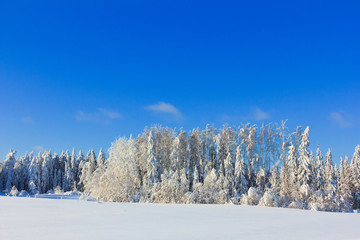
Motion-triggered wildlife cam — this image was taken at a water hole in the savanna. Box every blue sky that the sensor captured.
[1,0,359,162]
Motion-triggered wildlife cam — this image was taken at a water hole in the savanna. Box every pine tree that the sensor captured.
[12,158,22,190]
[256,168,266,192]
[315,146,324,192]
[247,126,257,185]
[52,152,60,189]
[70,148,79,189]
[4,149,17,192]
[339,157,352,211]
[350,145,360,209]
[268,166,280,195]
[234,146,248,196]
[287,144,299,200]
[97,148,106,168]
[188,129,200,190]
[63,151,72,192]
[76,151,86,191]
[297,127,314,207]
[324,149,336,197]
[145,132,159,190]
[224,152,234,196]
[28,154,40,194]
[41,151,52,193]
[170,136,181,175]
[19,153,30,191]
[279,165,292,199]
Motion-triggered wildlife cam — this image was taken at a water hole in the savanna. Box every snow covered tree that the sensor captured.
[324,149,337,199]
[41,151,52,193]
[224,152,234,196]
[52,153,62,190]
[314,146,324,192]
[297,127,313,205]
[70,148,79,188]
[151,170,189,203]
[62,151,73,191]
[28,154,41,194]
[144,132,160,192]
[279,165,292,200]
[338,157,353,211]
[256,167,266,192]
[234,145,248,196]
[188,129,200,190]
[350,145,360,209]
[268,166,280,195]
[247,126,257,185]
[3,122,359,212]
[287,144,299,200]
[86,137,141,202]
[97,148,106,168]
[4,149,17,192]
[170,135,181,175]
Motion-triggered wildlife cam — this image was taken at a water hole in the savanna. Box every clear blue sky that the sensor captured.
[1,0,359,163]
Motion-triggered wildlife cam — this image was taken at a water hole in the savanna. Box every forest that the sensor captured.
[1,123,359,212]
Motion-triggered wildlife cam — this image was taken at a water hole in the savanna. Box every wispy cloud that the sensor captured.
[75,108,122,124]
[98,108,122,119]
[75,111,96,122]
[34,145,47,152]
[252,107,271,121]
[21,117,35,124]
[145,102,183,119]
[330,112,352,128]
[221,107,271,123]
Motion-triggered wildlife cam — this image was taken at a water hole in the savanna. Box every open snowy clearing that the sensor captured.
[0,196,359,240]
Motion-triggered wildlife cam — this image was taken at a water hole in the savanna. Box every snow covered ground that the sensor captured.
[0,196,359,240]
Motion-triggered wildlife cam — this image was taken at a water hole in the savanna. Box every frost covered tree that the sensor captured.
[28,154,41,194]
[144,132,160,195]
[4,150,17,192]
[41,151,52,193]
[324,149,337,199]
[85,137,140,202]
[234,146,248,196]
[63,151,73,191]
[315,146,324,192]
[224,152,234,196]
[97,148,106,168]
[188,129,200,189]
[297,127,313,205]
[350,145,360,209]
[338,157,353,211]
[2,122,360,212]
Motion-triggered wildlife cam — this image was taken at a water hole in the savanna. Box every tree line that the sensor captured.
[0,148,106,195]
[1,123,359,212]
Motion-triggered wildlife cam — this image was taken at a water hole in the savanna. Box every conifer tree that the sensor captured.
[4,149,16,192]
[234,145,248,196]
[97,148,106,168]
[339,157,353,211]
[145,132,159,190]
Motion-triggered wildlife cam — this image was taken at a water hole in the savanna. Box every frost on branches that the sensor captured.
[1,123,360,213]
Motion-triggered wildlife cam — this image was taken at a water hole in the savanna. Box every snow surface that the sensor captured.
[0,196,359,240]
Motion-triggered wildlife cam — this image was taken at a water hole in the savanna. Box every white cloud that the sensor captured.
[330,112,352,128]
[98,108,122,119]
[75,108,122,124]
[252,107,271,121]
[145,102,182,119]
[34,145,47,152]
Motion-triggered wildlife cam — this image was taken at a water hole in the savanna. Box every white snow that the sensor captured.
[0,196,359,240]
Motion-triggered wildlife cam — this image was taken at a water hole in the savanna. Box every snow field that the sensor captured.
[0,196,359,240]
